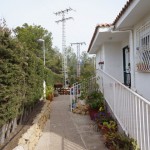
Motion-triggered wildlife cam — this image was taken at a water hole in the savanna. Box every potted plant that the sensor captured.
[46,85,54,101]
[96,113,113,127]
[99,61,104,65]
[104,132,137,150]
[88,100,101,120]
[86,91,104,120]
[101,120,117,135]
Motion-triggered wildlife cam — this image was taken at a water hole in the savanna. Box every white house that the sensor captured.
[88,0,150,101]
[88,0,150,149]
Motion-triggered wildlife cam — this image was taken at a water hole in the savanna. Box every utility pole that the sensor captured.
[71,42,86,78]
[54,8,73,88]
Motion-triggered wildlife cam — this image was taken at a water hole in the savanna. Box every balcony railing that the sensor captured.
[97,69,150,150]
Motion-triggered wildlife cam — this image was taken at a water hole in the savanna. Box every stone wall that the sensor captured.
[13,101,50,150]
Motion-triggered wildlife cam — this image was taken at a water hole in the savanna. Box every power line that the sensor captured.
[70,42,86,78]
[54,8,74,88]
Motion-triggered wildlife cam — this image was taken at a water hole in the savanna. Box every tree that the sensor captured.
[66,46,77,84]
[14,23,62,75]
[65,47,95,85]
[0,20,26,126]
[46,46,62,74]
[0,21,62,128]
[80,51,95,80]
[14,23,52,53]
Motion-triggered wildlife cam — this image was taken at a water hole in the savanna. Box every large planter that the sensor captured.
[98,123,103,130]
[46,93,53,101]
[89,108,99,120]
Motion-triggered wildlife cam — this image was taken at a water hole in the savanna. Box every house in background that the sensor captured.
[88,0,150,101]
[88,23,129,86]
[88,0,150,149]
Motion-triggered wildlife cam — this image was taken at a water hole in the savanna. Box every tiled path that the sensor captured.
[35,95,107,150]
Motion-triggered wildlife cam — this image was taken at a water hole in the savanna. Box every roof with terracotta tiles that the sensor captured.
[87,23,112,52]
[88,0,134,52]
[113,0,134,25]
[96,23,112,27]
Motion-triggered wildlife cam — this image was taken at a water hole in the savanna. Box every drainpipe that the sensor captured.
[110,29,135,90]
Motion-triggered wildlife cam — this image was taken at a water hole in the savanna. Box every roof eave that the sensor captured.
[87,24,112,53]
[113,0,134,26]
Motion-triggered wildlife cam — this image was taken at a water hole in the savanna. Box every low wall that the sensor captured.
[13,100,50,150]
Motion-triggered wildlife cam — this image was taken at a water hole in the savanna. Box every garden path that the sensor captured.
[35,95,107,150]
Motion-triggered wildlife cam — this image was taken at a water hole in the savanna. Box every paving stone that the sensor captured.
[35,95,107,150]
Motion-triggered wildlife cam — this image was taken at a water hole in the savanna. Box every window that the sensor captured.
[136,21,150,72]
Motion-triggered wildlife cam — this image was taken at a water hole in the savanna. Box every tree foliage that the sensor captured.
[80,52,95,79]
[0,19,94,127]
[0,21,25,125]
[67,46,77,84]
[66,46,95,85]
[14,23,62,74]
[0,21,62,127]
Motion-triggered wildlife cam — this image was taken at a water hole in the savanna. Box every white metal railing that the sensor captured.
[97,69,150,150]
[70,76,97,112]
[70,82,81,112]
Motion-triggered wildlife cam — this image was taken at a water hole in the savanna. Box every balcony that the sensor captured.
[70,69,150,150]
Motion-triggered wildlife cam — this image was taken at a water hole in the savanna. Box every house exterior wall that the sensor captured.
[96,49,100,69]
[88,1,150,149]
[121,41,129,49]
[133,13,150,101]
[96,45,105,70]
[103,42,123,82]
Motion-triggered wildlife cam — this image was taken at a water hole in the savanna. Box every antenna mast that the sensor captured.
[70,42,86,78]
[55,8,73,88]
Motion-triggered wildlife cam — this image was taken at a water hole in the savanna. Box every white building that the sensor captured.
[88,0,150,149]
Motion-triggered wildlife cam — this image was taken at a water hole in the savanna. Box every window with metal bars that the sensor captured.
[136,21,150,72]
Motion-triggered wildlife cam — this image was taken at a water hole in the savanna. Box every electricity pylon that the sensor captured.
[55,8,73,88]
[70,42,86,78]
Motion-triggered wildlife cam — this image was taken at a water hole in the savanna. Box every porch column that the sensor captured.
[129,30,135,89]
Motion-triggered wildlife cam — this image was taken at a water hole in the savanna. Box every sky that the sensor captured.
[0,0,127,53]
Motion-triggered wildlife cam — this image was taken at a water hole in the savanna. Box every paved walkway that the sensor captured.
[35,95,107,150]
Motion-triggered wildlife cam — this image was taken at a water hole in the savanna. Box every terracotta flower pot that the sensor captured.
[89,109,98,120]
[46,93,53,101]
[98,123,103,130]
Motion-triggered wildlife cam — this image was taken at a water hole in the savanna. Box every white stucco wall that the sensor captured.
[121,41,129,49]
[104,42,123,82]
[95,45,105,70]
[96,50,100,69]
[135,73,150,100]
[133,13,150,101]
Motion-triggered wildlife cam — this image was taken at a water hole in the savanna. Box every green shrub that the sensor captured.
[86,91,104,110]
